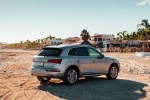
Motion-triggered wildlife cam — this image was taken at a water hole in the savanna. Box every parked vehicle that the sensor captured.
[30,44,120,85]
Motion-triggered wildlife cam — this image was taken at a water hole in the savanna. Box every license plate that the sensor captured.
[38,62,44,67]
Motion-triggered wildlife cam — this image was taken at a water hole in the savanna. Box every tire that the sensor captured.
[37,76,51,83]
[63,67,79,85]
[106,64,118,79]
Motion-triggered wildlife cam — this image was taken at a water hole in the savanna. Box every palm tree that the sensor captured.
[117,31,127,47]
[147,28,150,40]
[115,37,122,42]
[80,29,92,46]
[55,38,61,40]
[137,19,150,48]
[112,34,115,41]
[137,28,146,40]
[80,29,90,41]
[49,35,55,40]
[130,32,138,46]
[126,33,131,46]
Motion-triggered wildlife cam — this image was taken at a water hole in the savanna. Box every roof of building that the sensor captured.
[94,34,113,36]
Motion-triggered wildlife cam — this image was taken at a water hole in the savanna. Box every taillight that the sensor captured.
[47,59,62,64]
[32,58,35,62]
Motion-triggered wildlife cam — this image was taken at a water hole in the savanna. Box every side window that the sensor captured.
[74,47,89,56]
[68,48,75,56]
[87,47,103,57]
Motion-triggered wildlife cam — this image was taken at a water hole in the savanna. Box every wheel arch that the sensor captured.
[64,65,80,76]
[109,63,120,72]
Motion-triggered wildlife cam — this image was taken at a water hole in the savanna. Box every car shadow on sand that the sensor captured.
[38,77,148,100]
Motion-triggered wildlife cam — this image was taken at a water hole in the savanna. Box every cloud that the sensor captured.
[136,0,150,5]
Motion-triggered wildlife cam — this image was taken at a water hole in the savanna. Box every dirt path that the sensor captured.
[0,50,149,100]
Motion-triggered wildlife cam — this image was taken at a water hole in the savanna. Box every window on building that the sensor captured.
[98,38,102,41]
[107,44,110,48]
[94,38,97,41]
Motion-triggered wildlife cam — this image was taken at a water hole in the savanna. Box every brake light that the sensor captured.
[32,58,35,62]
[47,59,62,64]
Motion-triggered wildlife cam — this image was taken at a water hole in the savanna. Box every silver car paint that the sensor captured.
[30,44,120,78]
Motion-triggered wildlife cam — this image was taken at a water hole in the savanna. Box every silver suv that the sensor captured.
[30,44,120,85]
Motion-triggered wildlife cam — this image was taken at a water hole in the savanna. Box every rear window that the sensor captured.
[38,48,62,56]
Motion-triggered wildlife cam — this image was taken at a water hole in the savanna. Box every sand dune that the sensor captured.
[0,49,150,100]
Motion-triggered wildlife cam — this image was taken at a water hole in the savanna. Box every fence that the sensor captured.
[106,47,150,52]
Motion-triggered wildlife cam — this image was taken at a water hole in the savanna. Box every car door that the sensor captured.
[73,47,92,75]
[86,47,108,74]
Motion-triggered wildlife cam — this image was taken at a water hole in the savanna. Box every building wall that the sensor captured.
[123,40,141,46]
[49,39,66,45]
[91,34,113,45]
[64,37,80,44]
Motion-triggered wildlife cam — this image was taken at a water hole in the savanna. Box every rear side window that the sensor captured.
[68,47,89,56]
[68,48,75,56]
[38,48,62,56]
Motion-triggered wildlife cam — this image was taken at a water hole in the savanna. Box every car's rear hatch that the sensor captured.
[32,48,63,69]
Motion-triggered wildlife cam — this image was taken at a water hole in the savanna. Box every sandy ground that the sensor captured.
[0,49,150,100]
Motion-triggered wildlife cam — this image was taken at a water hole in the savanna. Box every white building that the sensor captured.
[90,34,114,52]
[123,40,141,46]
[90,34,113,44]
[90,34,143,52]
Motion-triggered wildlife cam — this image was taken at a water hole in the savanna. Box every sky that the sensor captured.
[0,0,150,43]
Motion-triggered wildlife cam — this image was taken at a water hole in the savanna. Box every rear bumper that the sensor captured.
[30,67,64,78]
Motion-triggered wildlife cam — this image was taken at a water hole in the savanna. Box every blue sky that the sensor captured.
[0,0,150,43]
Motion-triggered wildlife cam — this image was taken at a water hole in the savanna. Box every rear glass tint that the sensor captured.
[38,48,62,56]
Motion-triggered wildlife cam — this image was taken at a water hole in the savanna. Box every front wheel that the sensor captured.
[106,65,118,79]
[63,68,79,85]
[37,76,51,82]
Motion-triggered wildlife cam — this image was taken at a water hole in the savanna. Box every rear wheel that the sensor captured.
[37,76,51,82]
[63,67,79,85]
[106,64,118,79]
